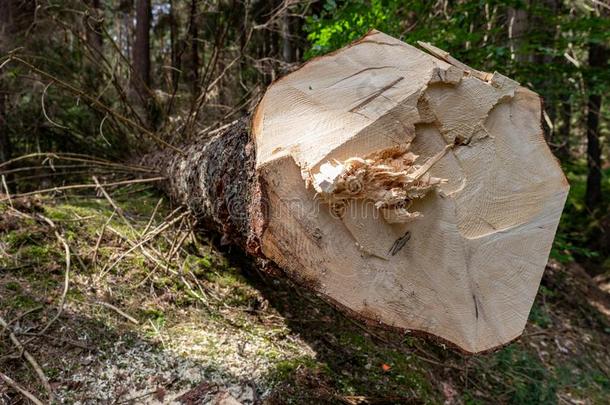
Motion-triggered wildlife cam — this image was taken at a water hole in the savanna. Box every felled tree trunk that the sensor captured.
[142,119,266,254]
[145,31,568,353]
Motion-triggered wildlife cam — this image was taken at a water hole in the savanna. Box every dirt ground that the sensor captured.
[1,191,609,404]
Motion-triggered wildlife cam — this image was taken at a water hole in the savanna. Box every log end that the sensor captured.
[250,31,568,353]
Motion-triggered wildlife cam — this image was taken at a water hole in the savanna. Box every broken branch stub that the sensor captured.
[252,30,568,353]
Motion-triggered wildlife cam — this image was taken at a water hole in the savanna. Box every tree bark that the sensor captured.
[533,0,561,142]
[187,0,199,93]
[0,0,35,188]
[142,118,266,254]
[169,0,180,91]
[0,2,12,170]
[555,93,571,160]
[144,31,569,354]
[86,0,103,56]
[281,7,296,65]
[0,86,10,167]
[507,6,529,63]
[585,42,606,212]
[133,0,151,94]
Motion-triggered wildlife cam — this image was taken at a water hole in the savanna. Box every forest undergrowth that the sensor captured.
[0,2,609,403]
[1,179,608,404]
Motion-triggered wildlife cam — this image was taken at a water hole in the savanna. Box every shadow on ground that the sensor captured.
[222,239,610,405]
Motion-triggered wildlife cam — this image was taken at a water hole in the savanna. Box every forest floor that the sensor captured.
[0,188,609,404]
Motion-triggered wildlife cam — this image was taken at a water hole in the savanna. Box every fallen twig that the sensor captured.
[100,211,187,278]
[92,209,116,269]
[7,306,44,327]
[0,316,54,401]
[0,371,45,405]
[0,152,154,173]
[19,332,93,351]
[1,174,13,207]
[105,225,173,274]
[142,197,164,236]
[0,176,165,202]
[96,301,139,325]
[36,214,71,336]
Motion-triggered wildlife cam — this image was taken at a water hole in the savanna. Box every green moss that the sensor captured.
[5,281,21,291]
[9,292,39,310]
[529,303,553,329]
[269,356,321,382]
[20,244,54,262]
[44,201,105,223]
[186,255,213,276]
[5,229,37,248]
[143,308,165,324]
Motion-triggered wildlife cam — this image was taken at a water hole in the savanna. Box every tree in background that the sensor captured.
[132,0,152,126]
[0,0,35,183]
[584,3,608,213]
[586,40,606,212]
[134,0,151,90]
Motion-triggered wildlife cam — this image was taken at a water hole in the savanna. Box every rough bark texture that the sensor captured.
[0,85,10,166]
[143,118,266,255]
[554,88,572,160]
[86,0,103,56]
[507,7,529,63]
[169,0,180,90]
[133,0,151,91]
[187,0,199,93]
[281,8,296,64]
[0,0,35,184]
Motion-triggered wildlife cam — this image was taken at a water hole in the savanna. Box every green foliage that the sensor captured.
[529,302,552,328]
[552,161,609,266]
[303,0,610,119]
[304,0,403,59]
[466,345,558,404]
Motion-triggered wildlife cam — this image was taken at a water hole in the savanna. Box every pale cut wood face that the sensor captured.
[252,30,569,353]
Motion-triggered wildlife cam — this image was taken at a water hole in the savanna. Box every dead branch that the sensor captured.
[92,210,116,269]
[0,152,154,172]
[0,176,165,202]
[96,301,139,325]
[0,371,45,405]
[0,316,53,401]
[142,197,164,235]
[35,214,71,336]
[100,211,188,278]
[2,56,183,154]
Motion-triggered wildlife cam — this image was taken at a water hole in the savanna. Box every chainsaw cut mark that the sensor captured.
[389,231,411,256]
